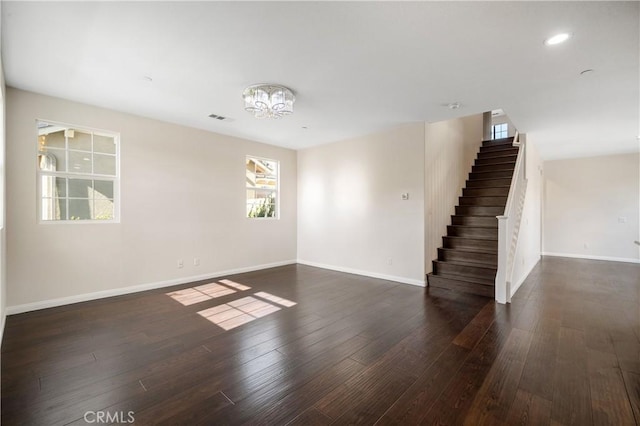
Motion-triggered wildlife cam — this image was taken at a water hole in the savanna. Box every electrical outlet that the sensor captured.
[387,258,393,265]
[194,258,200,266]
[177,259,184,269]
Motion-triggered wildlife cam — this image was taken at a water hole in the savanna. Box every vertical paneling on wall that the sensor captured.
[424,115,483,273]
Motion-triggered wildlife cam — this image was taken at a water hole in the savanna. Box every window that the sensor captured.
[37,121,119,222]
[491,123,508,140]
[246,156,278,218]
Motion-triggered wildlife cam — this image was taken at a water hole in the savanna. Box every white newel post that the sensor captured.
[495,215,508,304]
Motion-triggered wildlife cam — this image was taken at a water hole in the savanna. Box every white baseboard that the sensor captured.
[297,259,426,287]
[0,311,5,346]
[6,260,297,315]
[542,252,640,264]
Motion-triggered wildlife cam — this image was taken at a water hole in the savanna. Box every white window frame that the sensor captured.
[492,123,508,140]
[246,155,279,220]
[36,119,121,224]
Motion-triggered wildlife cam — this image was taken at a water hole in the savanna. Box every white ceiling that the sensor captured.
[2,1,638,159]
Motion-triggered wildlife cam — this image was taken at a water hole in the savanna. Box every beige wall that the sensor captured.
[6,88,297,310]
[0,49,5,338]
[424,114,483,272]
[543,153,640,262]
[297,123,425,285]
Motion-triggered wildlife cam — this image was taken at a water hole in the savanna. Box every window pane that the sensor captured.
[69,151,92,173]
[246,156,278,219]
[92,199,114,220]
[36,121,119,223]
[68,179,93,198]
[57,198,67,220]
[247,201,276,218]
[40,130,66,149]
[39,149,66,172]
[55,177,67,197]
[247,189,277,218]
[41,198,66,221]
[68,130,92,152]
[69,199,92,220]
[93,153,116,176]
[94,134,116,154]
[93,180,114,199]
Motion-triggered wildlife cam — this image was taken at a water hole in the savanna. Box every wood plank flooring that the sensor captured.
[2,256,639,425]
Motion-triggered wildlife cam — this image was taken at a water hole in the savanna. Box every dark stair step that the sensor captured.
[482,137,514,147]
[427,273,494,298]
[447,225,498,239]
[451,215,498,227]
[477,148,519,160]
[463,186,510,197]
[475,154,518,165]
[443,236,498,253]
[472,163,515,173]
[438,247,497,266]
[480,144,517,153]
[469,170,515,180]
[459,196,508,206]
[455,205,504,216]
[432,260,497,281]
[466,178,513,188]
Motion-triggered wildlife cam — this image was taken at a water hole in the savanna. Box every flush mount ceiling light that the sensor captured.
[544,33,571,46]
[242,84,295,119]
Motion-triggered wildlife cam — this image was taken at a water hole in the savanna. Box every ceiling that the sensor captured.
[2,1,638,159]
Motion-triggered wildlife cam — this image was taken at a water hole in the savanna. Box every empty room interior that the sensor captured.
[0,1,639,425]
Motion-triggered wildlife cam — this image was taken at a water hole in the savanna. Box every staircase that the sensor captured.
[427,137,519,298]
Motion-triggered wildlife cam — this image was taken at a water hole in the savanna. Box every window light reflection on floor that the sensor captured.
[166,281,252,306]
[198,296,282,330]
[219,279,252,291]
[254,291,297,307]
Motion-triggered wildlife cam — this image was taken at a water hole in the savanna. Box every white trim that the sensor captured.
[542,252,640,264]
[0,312,5,346]
[297,259,426,287]
[510,256,540,297]
[6,260,297,315]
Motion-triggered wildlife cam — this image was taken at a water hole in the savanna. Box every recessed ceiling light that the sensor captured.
[447,102,461,110]
[580,69,594,76]
[544,33,571,46]
[143,76,153,83]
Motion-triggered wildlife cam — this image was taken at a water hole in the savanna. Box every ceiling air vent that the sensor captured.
[208,114,233,122]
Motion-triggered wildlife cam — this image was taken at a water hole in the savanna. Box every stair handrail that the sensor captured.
[495,132,527,304]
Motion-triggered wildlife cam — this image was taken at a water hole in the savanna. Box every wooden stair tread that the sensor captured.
[433,259,497,271]
[474,161,516,166]
[482,136,514,144]
[448,224,497,229]
[428,272,495,287]
[444,236,498,243]
[463,185,511,189]
[437,248,497,266]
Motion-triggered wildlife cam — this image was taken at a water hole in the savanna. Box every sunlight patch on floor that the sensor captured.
[254,291,297,307]
[197,296,282,330]
[166,281,250,306]
[219,279,252,291]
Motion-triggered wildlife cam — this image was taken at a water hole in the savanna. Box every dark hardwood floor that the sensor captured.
[2,257,639,425]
